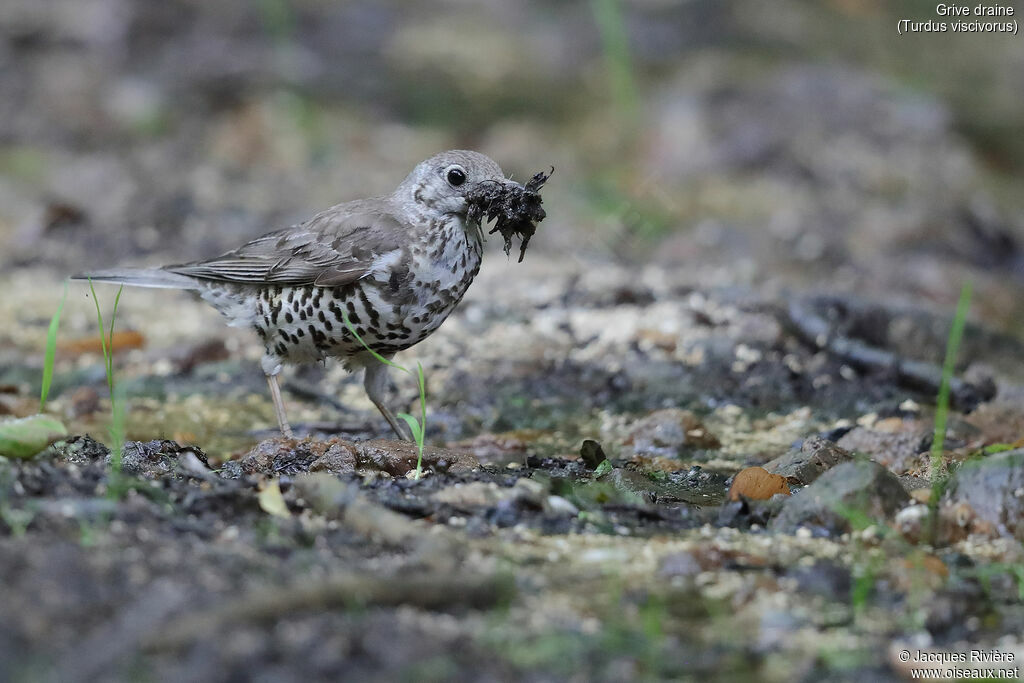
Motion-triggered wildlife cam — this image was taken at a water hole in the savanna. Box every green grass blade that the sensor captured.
[928,282,972,542]
[416,362,427,433]
[109,285,123,361]
[107,285,123,397]
[930,283,972,471]
[40,281,69,412]
[398,411,425,479]
[415,362,427,477]
[106,382,127,481]
[591,0,639,122]
[397,413,423,443]
[851,569,874,616]
[340,311,409,373]
[88,279,109,367]
[87,279,120,397]
[87,280,127,471]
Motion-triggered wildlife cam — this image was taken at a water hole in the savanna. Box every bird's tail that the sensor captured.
[70,268,200,290]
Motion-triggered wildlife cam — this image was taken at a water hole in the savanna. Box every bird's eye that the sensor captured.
[446,167,467,186]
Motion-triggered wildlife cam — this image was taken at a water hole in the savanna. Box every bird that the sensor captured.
[73,150,531,439]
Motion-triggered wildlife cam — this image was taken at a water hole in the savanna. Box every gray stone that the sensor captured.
[770,460,910,535]
[764,436,853,486]
[625,408,720,458]
[944,449,1024,540]
[837,426,927,475]
[114,439,208,479]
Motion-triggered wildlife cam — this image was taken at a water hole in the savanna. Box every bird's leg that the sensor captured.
[363,360,413,440]
[266,373,294,438]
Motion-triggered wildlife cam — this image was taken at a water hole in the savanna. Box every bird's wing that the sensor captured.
[165,204,406,287]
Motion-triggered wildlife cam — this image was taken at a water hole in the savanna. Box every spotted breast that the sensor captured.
[206,212,483,370]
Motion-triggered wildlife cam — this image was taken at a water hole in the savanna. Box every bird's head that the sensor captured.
[396,149,550,260]
[397,149,510,219]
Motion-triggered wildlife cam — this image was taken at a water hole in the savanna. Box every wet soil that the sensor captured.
[3,253,1024,682]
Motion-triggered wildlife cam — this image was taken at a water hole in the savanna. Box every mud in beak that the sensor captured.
[465,168,551,262]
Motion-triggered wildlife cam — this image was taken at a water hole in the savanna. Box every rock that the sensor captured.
[579,439,607,469]
[0,415,67,460]
[355,439,479,476]
[544,495,580,517]
[727,466,790,501]
[625,408,721,458]
[893,504,932,545]
[178,450,213,477]
[782,561,852,602]
[837,426,928,475]
[309,442,357,475]
[432,481,516,508]
[763,436,853,485]
[290,472,359,518]
[716,497,787,530]
[770,460,910,536]
[236,438,463,477]
[658,551,704,578]
[965,399,1024,447]
[67,387,101,419]
[512,477,547,505]
[429,476,577,517]
[58,435,111,465]
[237,438,318,476]
[116,440,209,479]
[893,502,985,546]
[450,431,537,466]
[942,449,1024,540]
[291,473,423,547]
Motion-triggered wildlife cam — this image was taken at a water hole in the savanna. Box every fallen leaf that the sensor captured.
[257,479,291,518]
[59,330,147,355]
[727,466,791,501]
[0,414,68,459]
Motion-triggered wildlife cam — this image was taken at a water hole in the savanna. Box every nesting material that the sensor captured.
[467,168,552,262]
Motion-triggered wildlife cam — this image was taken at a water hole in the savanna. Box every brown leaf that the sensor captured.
[728,466,791,501]
[59,330,147,355]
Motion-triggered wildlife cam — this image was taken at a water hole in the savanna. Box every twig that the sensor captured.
[144,572,514,652]
[786,299,991,411]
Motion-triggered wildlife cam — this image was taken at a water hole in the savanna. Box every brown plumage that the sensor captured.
[74,150,545,439]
